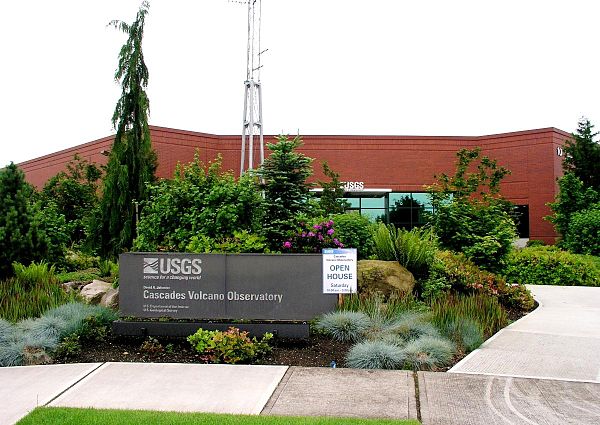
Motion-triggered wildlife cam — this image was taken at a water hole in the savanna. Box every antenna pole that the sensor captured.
[241,0,264,175]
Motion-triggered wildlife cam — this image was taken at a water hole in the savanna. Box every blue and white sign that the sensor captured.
[322,248,357,294]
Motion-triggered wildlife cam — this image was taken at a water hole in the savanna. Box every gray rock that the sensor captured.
[80,280,112,305]
[357,260,415,296]
[62,281,84,292]
[100,288,119,309]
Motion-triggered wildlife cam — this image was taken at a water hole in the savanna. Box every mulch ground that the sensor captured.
[55,308,530,368]
[56,334,354,368]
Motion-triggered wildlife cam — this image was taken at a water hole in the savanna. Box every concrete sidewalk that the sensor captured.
[3,363,600,425]
[4,286,600,424]
[450,285,600,382]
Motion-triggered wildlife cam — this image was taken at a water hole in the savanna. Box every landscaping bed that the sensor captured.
[55,334,353,368]
[52,306,529,369]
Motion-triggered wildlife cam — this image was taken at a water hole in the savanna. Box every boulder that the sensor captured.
[100,287,119,309]
[62,281,86,293]
[357,260,415,296]
[80,280,112,304]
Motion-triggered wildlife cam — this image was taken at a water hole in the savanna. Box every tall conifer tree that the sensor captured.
[563,118,600,191]
[0,163,37,278]
[98,1,157,257]
[258,135,313,249]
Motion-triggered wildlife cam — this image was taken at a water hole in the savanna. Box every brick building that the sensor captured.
[19,126,570,243]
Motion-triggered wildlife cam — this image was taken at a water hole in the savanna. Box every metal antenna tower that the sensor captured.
[240,0,265,175]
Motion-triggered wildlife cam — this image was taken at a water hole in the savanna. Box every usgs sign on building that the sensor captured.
[119,253,338,321]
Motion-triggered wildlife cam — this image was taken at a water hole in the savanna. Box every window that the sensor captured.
[337,192,433,230]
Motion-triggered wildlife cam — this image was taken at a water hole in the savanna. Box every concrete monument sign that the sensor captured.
[119,253,337,321]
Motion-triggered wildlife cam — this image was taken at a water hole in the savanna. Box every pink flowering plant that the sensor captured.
[282,219,344,253]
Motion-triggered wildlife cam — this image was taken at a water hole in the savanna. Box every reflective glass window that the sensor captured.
[344,198,360,208]
[389,193,412,208]
[411,193,431,209]
[361,196,386,208]
[361,209,386,222]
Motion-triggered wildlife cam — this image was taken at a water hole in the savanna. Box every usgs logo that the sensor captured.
[143,258,202,275]
[342,181,364,191]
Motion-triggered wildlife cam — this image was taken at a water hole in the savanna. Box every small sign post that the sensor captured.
[322,249,358,300]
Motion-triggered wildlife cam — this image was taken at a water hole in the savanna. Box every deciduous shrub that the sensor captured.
[431,201,516,272]
[56,270,101,284]
[187,327,273,364]
[427,148,517,272]
[41,155,101,246]
[63,250,100,272]
[186,231,269,253]
[503,247,600,287]
[525,239,546,248]
[331,213,374,259]
[547,172,599,243]
[563,206,600,256]
[134,154,264,252]
[430,251,534,310]
[282,219,344,253]
[31,201,69,267]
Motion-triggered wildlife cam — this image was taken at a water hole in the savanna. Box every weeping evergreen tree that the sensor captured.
[97,1,157,257]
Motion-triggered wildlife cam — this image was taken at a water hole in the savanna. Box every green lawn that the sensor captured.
[18,407,420,425]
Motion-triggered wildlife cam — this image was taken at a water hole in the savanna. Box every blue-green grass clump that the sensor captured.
[443,318,484,352]
[384,313,440,343]
[0,339,26,367]
[26,316,69,342]
[346,340,406,370]
[0,319,15,345]
[402,336,455,370]
[315,311,371,342]
[0,303,117,367]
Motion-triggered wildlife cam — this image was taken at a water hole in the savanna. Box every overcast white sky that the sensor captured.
[1,0,599,164]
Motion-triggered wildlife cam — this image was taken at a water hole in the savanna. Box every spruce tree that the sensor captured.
[563,118,600,191]
[98,1,157,257]
[258,135,313,249]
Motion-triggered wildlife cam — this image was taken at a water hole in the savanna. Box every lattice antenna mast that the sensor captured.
[240,0,265,175]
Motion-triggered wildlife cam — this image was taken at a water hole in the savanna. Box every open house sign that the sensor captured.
[322,248,358,294]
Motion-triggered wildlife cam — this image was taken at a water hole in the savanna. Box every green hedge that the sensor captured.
[503,247,600,287]
[427,251,534,310]
[564,206,600,256]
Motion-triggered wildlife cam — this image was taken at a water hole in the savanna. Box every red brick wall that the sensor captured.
[19,126,571,243]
